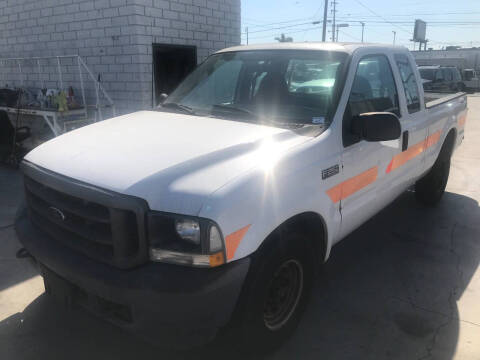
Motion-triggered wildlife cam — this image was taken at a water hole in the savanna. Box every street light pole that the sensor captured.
[245,27,249,45]
[322,0,328,42]
[360,21,365,42]
[336,23,349,43]
[392,30,396,46]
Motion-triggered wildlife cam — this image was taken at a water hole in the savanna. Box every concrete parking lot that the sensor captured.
[1,96,479,360]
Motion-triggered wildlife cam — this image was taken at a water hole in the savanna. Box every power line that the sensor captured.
[338,29,362,42]
[338,11,480,18]
[243,17,318,29]
[241,17,480,38]
[351,0,412,35]
[246,21,322,34]
[241,6,480,46]
[246,26,323,41]
[335,19,480,24]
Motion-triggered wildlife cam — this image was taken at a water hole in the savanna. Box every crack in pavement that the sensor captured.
[390,296,480,328]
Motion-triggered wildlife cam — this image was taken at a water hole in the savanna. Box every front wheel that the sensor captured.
[230,233,315,355]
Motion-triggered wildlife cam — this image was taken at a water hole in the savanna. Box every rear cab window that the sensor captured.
[394,54,421,113]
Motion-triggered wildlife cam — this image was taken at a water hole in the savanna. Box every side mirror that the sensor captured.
[352,112,401,142]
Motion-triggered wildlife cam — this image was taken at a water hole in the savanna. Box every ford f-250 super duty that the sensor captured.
[15,43,468,352]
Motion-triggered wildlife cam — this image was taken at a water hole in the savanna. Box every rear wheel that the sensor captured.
[231,233,315,355]
[415,143,451,206]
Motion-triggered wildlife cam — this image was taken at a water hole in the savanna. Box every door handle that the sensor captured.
[402,131,409,151]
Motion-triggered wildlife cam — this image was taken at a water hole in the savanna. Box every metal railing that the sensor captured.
[0,55,116,121]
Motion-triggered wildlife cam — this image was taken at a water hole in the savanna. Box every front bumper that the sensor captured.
[15,211,250,348]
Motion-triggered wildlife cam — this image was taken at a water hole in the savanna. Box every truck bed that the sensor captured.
[424,92,466,108]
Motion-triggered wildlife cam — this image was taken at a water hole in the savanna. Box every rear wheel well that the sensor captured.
[259,212,327,273]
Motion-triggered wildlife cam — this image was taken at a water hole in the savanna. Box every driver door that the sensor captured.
[336,54,401,239]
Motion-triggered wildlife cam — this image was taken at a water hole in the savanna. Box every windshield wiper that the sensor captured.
[211,104,258,119]
[160,102,195,115]
[265,122,307,129]
[210,105,313,129]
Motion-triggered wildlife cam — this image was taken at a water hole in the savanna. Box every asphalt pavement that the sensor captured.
[0,97,479,360]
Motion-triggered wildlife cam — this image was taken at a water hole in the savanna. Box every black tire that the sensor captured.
[415,146,451,206]
[231,233,315,355]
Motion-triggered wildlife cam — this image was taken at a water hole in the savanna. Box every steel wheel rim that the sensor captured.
[263,259,304,331]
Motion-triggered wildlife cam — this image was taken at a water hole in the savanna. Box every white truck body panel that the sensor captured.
[25,111,311,216]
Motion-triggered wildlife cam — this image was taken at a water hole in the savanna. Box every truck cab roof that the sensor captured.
[419,65,442,69]
[215,42,410,55]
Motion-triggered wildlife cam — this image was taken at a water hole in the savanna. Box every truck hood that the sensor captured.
[25,111,312,215]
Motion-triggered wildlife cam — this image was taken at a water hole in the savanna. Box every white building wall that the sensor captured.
[0,0,241,114]
[412,49,480,72]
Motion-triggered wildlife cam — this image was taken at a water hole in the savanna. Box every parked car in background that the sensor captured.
[419,65,465,92]
[462,69,480,92]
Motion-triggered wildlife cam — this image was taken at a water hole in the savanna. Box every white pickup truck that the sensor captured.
[16,43,468,352]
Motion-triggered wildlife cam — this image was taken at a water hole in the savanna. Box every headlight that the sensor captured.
[148,212,225,267]
[175,219,200,245]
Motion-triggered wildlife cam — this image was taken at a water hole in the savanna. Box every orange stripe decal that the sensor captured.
[386,141,424,173]
[458,114,467,127]
[425,130,441,148]
[386,130,441,174]
[225,225,251,261]
[326,166,378,203]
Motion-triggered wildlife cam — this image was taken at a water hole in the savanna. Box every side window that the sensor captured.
[349,55,399,116]
[394,54,421,113]
[343,55,400,146]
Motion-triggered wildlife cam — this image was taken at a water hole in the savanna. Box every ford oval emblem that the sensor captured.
[48,206,66,221]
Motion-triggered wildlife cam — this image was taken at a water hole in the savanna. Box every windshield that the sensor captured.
[419,68,435,81]
[162,50,348,127]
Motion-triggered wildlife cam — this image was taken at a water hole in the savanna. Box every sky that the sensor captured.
[241,0,480,50]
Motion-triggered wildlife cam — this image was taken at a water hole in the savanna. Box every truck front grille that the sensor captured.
[23,170,148,268]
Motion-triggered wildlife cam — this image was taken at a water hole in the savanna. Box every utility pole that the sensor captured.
[331,1,337,42]
[392,30,396,46]
[322,0,328,42]
[360,22,365,42]
[245,27,249,45]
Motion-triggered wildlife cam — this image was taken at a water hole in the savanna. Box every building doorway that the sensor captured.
[152,44,197,106]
